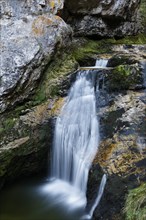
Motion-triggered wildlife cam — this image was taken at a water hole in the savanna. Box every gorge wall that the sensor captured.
[63,0,141,37]
[0,1,146,219]
[0,0,143,112]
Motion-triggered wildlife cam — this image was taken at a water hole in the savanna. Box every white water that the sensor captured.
[44,59,108,218]
[95,59,108,68]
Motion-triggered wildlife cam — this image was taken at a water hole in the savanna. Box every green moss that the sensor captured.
[124,183,146,220]
[0,127,4,134]
[140,0,146,31]
[108,64,142,91]
[114,34,146,44]
[31,54,78,105]
[72,39,112,62]
[0,117,17,138]
[32,86,46,106]
[71,34,146,66]
[115,65,131,76]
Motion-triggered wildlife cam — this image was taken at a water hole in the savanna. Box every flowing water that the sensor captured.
[0,59,107,220]
[46,59,108,219]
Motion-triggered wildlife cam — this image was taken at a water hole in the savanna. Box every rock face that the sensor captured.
[88,46,146,219]
[0,0,71,113]
[63,0,141,37]
[0,52,77,188]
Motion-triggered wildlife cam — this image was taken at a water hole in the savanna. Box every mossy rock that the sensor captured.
[31,53,78,106]
[124,183,146,220]
[107,54,139,67]
[140,0,146,33]
[71,38,113,66]
[113,34,146,45]
[107,64,143,91]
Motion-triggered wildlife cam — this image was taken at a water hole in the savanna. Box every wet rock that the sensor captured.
[91,87,146,219]
[107,64,144,91]
[107,54,139,67]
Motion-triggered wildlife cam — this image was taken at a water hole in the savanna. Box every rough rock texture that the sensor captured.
[87,46,146,220]
[0,52,78,188]
[63,0,141,37]
[0,0,71,113]
[93,89,146,219]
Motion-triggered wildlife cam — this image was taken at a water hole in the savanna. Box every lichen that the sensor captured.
[49,97,65,116]
[32,16,53,36]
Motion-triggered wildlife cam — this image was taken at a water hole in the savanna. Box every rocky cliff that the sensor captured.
[0,0,71,113]
[0,1,146,219]
[63,0,141,37]
[0,0,142,113]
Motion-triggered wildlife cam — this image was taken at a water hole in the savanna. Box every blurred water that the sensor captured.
[0,176,82,220]
[0,60,108,220]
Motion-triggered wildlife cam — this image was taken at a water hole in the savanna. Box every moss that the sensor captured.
[32,86,46,106]
[108,64,142,91]
[0,118,16,135]
[108,54,138,67]
[113,34,146,44]
[72,39,112,63]
[71,34,146,66]
[31,53,77,105]
[124,183,146,220]
[140,0,146,32]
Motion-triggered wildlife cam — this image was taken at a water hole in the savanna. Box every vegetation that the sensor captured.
[0,117,16,136]
[124,183,146,220]
[72,39,112,62]
[32,54,77,105]
[113,34,146,44]
[108,64,142,91]
[140,0,146,32]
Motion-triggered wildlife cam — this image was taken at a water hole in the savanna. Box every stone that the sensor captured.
[0,52,77,188]
[0,0,71,113]
[64,0,142,37]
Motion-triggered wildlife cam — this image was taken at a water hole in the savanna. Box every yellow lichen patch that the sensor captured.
[94,140,116,165]
[49,0,55,9]
[49,97,65,116]
[98,139,145,176]
[32,16,53,36]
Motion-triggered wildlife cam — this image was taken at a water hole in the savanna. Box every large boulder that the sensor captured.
[0,0,71,113]
[0,53,78,188]
[63,0,141,37]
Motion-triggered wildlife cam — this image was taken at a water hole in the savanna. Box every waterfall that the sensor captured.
[52,71,99,192]
[95,59,108,68]
[44,59,107,218]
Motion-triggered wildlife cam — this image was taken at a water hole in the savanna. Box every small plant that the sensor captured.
[124,183,146,220]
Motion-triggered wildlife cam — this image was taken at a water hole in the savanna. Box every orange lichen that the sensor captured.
[94,141,116,165]
[32,16,53,36]
[54,15,62,20]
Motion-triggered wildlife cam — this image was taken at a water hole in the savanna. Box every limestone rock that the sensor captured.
[0,0,71,113]
[64,0,141,37]
[0,53,77,188]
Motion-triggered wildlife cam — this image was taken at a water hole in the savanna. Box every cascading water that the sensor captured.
[43,59,108,219]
